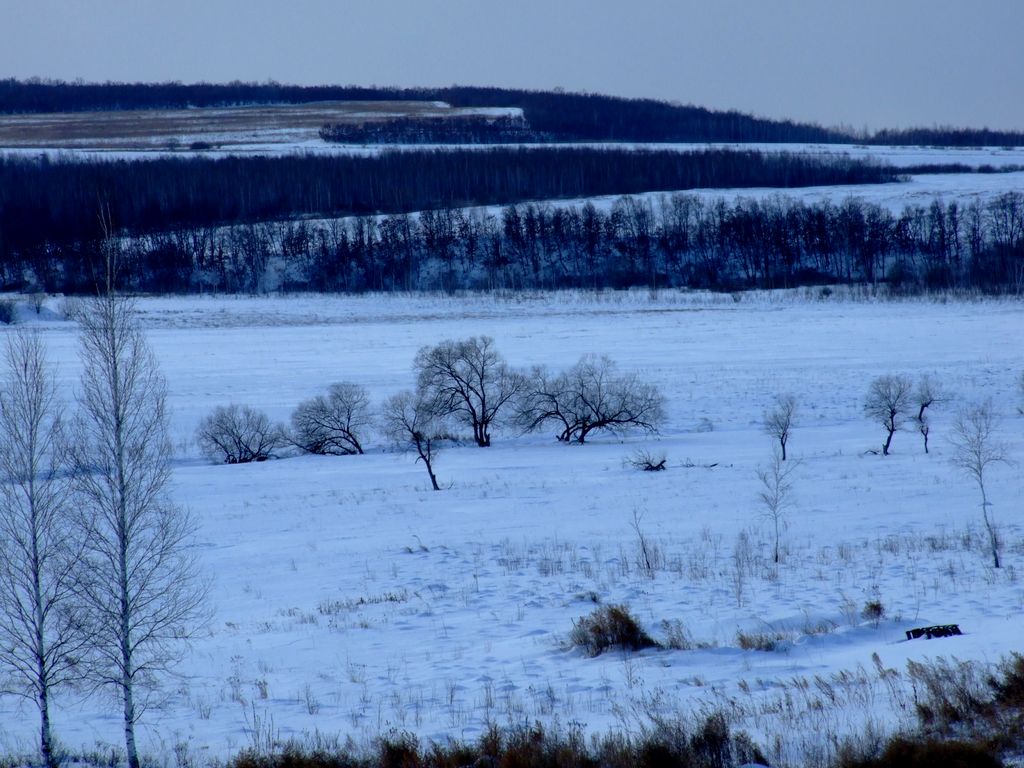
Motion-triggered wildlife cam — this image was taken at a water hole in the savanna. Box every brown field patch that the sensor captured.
[0,100,510,151]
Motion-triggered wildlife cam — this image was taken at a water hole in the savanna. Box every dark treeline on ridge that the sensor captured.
[3,79,1023,145]
[5,191,1021,297]
[0,79,847,143]
[869,127,1024,148]
[318,114,548,144]
[0,147,896,247]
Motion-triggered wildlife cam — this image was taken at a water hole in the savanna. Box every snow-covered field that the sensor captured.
[462,169,1024,216]
[0,290,1021,765]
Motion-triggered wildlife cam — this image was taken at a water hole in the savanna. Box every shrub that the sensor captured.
[861,600,886,626]
[378,732,420,768]
[196,404,286,464]
[660,619,694,650]
[569,604,658,657]
[226,714,766,768]
[840,737,1002,768]
[906,657,991,733]
[990,652,1024,710]
[736,629,790,652]
[0,299,16,325]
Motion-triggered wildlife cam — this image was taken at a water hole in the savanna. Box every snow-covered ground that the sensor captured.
[0,290,1021,765]
[465,169,1024,216]
[3,136,1021,168]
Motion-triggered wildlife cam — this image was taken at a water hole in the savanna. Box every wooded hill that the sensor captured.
[4,79,1020,146]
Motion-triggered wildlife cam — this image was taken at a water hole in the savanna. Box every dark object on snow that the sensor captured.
[906,624,962,640]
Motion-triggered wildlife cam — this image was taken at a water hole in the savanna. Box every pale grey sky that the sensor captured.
[2,0,1022,130]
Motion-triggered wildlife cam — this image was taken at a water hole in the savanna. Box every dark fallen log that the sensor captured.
[906,624,962,640]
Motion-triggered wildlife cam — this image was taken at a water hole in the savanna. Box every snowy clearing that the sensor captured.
[0,290,1021,766]
[454,169,1024,216]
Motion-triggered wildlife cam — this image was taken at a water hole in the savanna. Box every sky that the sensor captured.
[2,0,1023,131]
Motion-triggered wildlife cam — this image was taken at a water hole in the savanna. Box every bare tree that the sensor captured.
[69,294,207,768]
[864,374,914,455]
[763,393,797,460]
[914,375,944,454]
[381,389,445,491]
[196,404,285,463]
[0,330,86,768]
[757,451,798,564]
[290,382,371,455]
[518,355,665,444]
[951,401,1008,568]
[414,336,524,447]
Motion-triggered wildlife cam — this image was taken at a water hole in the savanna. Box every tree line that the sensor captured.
[0,79,845,143]
[196,335,665,493]
[318,114,547,144]
[4,79,1022,146]
[0,148,897,284]
[867,127,1024,148]
[7,191,1023,295]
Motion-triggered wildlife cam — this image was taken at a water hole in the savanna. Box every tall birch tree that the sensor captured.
[0,330,84,768]
[70,295,206,768]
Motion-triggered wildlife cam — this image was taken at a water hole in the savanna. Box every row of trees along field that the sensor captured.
[4,191,1023,296]
[4,79,1024,145]
[0,148,895,248]
[317,114,548,144]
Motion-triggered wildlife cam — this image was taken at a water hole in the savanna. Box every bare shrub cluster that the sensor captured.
[735,628,791,652]
[568,604,658,657]
[833,654,1024,766]
[838,738,1002,768]
[229,713,766,768]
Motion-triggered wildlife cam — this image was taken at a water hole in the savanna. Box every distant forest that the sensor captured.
[0,147,896,248]
[1,79,1021,297]
[4,189,1022,296]
[318,114,548,144]
[4,78,1023,146]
